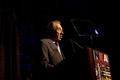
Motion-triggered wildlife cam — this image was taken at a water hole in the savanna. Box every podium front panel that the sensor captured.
[87,48,112,80]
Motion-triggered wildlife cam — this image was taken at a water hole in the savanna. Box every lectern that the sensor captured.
[87,48,112,80]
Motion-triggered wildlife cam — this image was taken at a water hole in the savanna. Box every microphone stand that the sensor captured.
[69,39,84,53]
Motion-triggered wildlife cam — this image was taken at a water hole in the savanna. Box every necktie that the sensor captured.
[55,42,62,55]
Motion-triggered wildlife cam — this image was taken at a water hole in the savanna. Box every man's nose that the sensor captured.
[61,31,64,34]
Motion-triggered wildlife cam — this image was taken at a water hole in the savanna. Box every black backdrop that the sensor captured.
[0,0,120,80]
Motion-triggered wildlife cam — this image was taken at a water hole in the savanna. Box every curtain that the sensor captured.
[0,7,20,80]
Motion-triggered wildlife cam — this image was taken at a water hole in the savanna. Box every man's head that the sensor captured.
[46,20,64,42]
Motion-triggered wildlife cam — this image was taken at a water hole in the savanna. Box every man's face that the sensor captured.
[55,24,64,41]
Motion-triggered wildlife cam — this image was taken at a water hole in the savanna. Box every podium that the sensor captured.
[87,48,112,80]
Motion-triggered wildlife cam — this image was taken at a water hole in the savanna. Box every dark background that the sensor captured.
[0,0,120,80]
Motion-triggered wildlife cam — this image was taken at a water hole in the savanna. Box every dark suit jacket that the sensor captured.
[40,38,65,69]
[32,38,65,80]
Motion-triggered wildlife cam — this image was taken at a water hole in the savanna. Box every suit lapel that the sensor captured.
[48,39,63,60]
